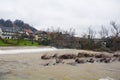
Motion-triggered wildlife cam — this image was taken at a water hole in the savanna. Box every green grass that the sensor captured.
[7,39,18,44]
[0,39,11,46]
[18,40,39,46]
[0,39,39,46]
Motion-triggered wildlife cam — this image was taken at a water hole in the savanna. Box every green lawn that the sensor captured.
[0,39,39,46]
[18,40,39,46]
[0,39,11,46]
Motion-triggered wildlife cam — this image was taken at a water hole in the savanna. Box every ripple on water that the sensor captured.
[99,77,115,80]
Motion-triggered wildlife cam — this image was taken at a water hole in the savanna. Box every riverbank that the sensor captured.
[0,48,120,80]
[0,46,57,54]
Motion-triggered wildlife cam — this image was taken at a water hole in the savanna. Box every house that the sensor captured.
[0,26,18,39]
[35,31,48,41]
[23,29,35,40]
[24,29,34,36]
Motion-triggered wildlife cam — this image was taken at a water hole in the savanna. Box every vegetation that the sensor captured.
[0,38,39,46]
[43,28,80,48]
[17,40,39,46]
[0,39,11,46]
[0,18,120,51]
[41,21,120,51]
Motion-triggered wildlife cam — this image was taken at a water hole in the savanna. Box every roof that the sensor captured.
[35,31,47,35]
[0,26,17,33]
[24,29,33,34]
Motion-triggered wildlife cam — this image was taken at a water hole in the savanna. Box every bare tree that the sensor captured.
[88,27,96,39]
[109,21,120,50]
[81,33,88,38]
[99,26,109,38]
[110,21,120,37]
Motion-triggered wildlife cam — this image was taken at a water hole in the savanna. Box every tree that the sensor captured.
[110,21,120,50]
[99,26,109,39]
[110,21,120,37]
[88,27,96,39]
[46,27,77,48]
[81,27,96,50]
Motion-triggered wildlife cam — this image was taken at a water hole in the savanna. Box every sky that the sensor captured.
[0,0,120,36]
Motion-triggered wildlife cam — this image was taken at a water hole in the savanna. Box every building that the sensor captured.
[0,26,18,39]
[24,29,34,36]
[35,31,48,41]
[23,29,35,40]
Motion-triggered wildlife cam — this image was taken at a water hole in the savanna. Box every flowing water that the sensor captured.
[0,47,57,54]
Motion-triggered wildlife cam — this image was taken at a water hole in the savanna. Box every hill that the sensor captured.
[0,19,37,32]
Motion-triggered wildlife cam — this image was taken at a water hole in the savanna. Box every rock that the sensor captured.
[56,58,63,64]
[52,54,58,58]
[78,52,94,58]
[95,54,111,58]
[100,58,111,63]
[113,54,120,58]
[118,58,120,61]
[58,54,77,59]
[41,54,52,60]
[100,58,106,62]
[95,54,105,58]
[104,58,111,63]
[75,58,86,64]
[87,58,95,63]
[77,52,85,57]
[84,53,90,57]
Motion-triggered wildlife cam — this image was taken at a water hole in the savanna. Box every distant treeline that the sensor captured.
[42,21,120,51]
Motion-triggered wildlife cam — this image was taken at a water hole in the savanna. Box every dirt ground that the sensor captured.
[0,48,120,80]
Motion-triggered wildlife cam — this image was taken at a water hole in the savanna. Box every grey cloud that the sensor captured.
[0,0,120,36]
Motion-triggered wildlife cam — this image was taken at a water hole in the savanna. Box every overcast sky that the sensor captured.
[0,0,120,36]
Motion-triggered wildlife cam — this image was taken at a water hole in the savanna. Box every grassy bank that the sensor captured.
[0,39,39,46]
[0,39,11,46]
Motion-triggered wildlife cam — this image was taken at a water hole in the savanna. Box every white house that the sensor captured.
[0,26,18,39]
